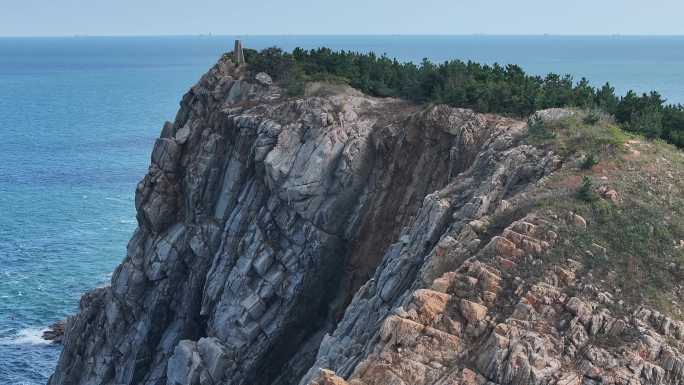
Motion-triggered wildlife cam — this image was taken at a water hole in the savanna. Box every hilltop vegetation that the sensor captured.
[519,112,684,313]
[243,47,684,148]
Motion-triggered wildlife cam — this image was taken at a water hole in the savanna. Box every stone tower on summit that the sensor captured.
[234,40,245,66]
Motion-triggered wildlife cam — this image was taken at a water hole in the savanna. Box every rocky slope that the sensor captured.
[49,53,684,385]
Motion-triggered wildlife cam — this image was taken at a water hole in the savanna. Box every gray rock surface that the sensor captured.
[255,72,273,86]
[44,52,556,385]
[49,53,684,385]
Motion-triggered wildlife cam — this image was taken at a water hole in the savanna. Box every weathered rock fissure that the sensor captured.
[299,138,556,384]
[50,53,683,385]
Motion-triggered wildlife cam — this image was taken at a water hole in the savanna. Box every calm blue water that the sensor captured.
[1,35,683,385]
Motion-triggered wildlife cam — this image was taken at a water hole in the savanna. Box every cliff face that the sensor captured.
[50,55,684,385]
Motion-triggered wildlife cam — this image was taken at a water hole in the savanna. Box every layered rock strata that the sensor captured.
[50,54,684,385]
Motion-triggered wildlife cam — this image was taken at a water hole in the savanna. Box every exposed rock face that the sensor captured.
[305,214,684,385]
[50,55,684,385]
[42,320,66,344]
[255,72,273,86]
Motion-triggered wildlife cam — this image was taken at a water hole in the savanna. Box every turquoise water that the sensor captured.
[1,35,683,385]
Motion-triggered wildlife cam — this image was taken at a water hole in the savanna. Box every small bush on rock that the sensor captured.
[580,153,599,170]
[577,176,596,202]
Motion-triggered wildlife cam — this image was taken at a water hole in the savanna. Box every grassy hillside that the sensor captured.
[520,111,684,316]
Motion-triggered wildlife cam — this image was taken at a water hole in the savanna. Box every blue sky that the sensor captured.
[2,0,682,36]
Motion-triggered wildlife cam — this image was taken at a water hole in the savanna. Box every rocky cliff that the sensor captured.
[50,53,684,385]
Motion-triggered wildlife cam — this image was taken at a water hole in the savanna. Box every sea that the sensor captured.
[1,35,683,385]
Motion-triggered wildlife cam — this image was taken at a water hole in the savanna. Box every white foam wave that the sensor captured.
[0,328,51,346]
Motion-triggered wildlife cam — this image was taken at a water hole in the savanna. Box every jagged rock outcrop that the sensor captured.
[305,213,684,385]
[50,53,684,385]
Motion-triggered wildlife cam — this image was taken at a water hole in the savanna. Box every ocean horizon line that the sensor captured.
[3,33,684,39]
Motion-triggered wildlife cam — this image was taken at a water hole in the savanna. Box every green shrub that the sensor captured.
[580,153,599,169]
[281,67,307,97]
[577,176,595,202]
[627,107,663,139]
[583,112,601,125]
[527,116,555,141]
